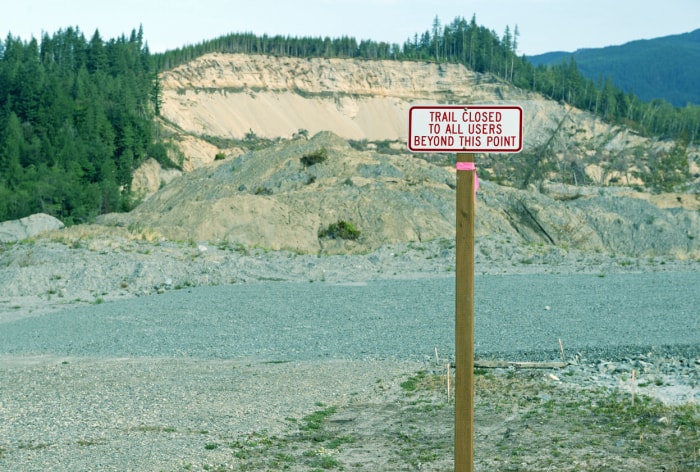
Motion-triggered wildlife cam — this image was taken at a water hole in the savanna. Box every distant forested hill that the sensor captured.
[528,29,700,107]
[0,27,168,224]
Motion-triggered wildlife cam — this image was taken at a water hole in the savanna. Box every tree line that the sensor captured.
[0,26,162,224]
[1,17,698,225]
[153,15,700,144]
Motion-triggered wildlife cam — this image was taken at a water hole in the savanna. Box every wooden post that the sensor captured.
[455,153,475,472]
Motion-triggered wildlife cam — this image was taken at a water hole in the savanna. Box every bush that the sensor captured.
[301,148,328,167]
[293,128,309,139]
[318,220,361,240]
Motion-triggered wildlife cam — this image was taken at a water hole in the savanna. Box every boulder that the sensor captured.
[0,213,65,243]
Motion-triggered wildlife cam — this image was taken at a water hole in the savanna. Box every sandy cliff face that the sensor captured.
[159,54,621,162]
[160,54,495,144]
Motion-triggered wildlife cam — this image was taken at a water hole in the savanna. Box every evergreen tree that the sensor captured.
[0,27,155,224]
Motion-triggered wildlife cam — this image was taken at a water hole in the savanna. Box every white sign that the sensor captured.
[408,105,523,153]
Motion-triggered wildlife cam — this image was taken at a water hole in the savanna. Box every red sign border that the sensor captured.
[408,105,523,153]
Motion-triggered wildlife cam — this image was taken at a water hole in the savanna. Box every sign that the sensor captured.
[406,104,525,472]
[408,105,523,153]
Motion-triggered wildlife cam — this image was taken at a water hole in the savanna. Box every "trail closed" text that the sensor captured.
[408,106,523,153]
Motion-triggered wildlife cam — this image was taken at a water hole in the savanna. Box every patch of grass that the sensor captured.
[18,442,51,450]
[76,438,106,447]
[400,369,446,394]
[400,370,426,392]
[216,240,248,254]
[318,220,361,241]
[300,406,337,432]
[256,276,287,282]
[305,449,341,469]
[218,405,352,470]
[396,430,446,467]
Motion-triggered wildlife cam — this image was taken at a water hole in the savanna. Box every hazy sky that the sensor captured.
[2,0,699,56]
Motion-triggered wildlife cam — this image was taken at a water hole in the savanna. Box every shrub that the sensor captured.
[293,128,309,139]
[318,220,360,240]
[301,148,328,167]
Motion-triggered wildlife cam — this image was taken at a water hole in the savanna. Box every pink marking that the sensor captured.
[456,162,480,194]
[456,162,475,171]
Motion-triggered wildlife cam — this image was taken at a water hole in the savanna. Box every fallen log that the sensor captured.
[473,360,569,369]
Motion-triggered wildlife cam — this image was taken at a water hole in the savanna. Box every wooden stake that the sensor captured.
[558,338,565,362]
[447,363,451,403]
[455,153,475,472]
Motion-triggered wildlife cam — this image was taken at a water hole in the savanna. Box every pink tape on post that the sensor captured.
[456,161,480,194]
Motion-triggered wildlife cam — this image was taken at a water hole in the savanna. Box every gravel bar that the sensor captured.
[1,273,698,362]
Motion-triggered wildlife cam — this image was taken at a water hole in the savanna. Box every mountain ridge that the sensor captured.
[528,28,700,107]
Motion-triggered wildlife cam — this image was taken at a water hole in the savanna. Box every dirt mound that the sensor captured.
[101,132,455,253]
[100,131,700,257]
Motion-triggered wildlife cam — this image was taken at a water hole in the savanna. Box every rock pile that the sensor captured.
[0,213,64,243]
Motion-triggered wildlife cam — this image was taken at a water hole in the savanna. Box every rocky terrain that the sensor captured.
[1,234,698,471]
[1,52,699,319]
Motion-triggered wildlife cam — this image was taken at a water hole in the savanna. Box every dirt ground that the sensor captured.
[189,367,699,472]
[0,357,697,471]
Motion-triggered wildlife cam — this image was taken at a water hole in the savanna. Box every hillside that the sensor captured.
[92,53,700,259]
[101,129,700,258]
[528,29,700,107]
[152,53,699,189]
[155,53,664,174]
[2,21,699,228]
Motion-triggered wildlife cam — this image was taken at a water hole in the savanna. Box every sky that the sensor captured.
[2,0,699,56]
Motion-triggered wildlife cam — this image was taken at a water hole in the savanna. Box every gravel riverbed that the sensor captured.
[0,235,698,470]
